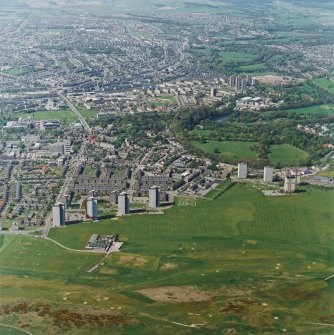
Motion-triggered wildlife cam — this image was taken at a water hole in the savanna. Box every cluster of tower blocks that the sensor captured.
[237,163,300,193]
[52,186,161,226]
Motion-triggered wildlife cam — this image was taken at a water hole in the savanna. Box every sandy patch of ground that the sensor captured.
[246,240,258,245]
[321,105,334,110]
[118,255,135,264]
[160,262,178,270]
[138,286,211,302]
[99,267,119,275]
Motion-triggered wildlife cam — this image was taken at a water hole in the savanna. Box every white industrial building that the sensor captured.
[86,197,98,219]
[52,203,66,226]
[263,166,274,182]
[118,192,130,215]
[149,186,160,208]
[238,163,247,179]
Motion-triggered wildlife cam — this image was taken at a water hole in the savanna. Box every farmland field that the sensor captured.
[1,184,333,334]
[15,109,78,126]
[268,144,309,165]
[192,140,257,161]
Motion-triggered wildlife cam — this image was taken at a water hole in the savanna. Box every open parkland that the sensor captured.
[0,180,333,334]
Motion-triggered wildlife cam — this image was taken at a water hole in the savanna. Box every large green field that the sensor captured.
[192,140,257,161]
[268,144,309,165]
[15,109,78,126]
[0,235,102,278]
[273,104,334,116]
[312,77,334,93]
[219,51,256,63]
[1,184,333,334]
[3,68,28,76]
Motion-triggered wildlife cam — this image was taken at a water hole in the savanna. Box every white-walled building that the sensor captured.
[238,163,247,179]
[118,192,130,215]
[86,197,98,219]
[284,176,296,193]
[149,186,160,208]
[263,166,274,182]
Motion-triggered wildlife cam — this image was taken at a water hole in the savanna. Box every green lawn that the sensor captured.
[192,140,257,161]
[219,51,256,63]
[0,235,102,278]
[282,104,334,116]
[1,184,333,334]
[237,63,268,73]
[191,128,215,137]
[77,107,99,120]
[15,109,78,126]
[312,77,334,93]
[3,68,28,76]
[268,144,309,165]
[159,94,176,102]
[317,165,334,178]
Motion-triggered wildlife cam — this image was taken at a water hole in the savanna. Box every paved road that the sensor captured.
[57,91,91,134]
[42,142,86,237]
[129,149,153,200]
[43,91,91,236]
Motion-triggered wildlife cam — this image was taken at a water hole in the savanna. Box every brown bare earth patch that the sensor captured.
[133,257,148,267]
[118,255,135,265]
[138,286,211,302]
[160,262,178,270]
[220,298,260,314]
[0,302,126,328]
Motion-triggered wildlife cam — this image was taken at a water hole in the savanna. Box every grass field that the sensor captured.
[192,140,257,161]
[274,104,334,116]
[77,107,99,120]
[317,165,334,178]
[268,144,309,165]
[237,63,268,73]
[3,68,28,76]
[0,325,30,335]
[0,235,102,278]
[15,109,78,126]
[219,51,256,63]
[1,183,333,334]
[312,77,334,93]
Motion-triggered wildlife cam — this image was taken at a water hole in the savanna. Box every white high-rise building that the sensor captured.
[118,192,129,215]
[149,186,160,208]
[294,170,301,185]
[52,203,66,227]
[238,163,247,179]
[263,166,274,182]
[86,197,98,219]
[284,176,296,193]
